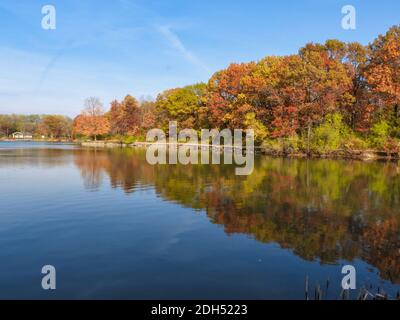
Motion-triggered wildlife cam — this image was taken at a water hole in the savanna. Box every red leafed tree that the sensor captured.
[294,41,354,149]
[242,55,305,137]
[206,62,256,128]
[339,42,373,132]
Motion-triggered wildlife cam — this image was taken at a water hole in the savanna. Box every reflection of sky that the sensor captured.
[1,0,400,116]
[0,141,76,149]
[1,161,397,299]
[0,144,399,299]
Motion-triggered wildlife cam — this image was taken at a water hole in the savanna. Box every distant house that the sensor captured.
[12,132,33,140]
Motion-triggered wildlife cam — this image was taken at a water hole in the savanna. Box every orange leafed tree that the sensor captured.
[73,97,110,140]
[206,62,256,129]
[365,26,400,103]
[364,26,400,133]
[108,95,141,135]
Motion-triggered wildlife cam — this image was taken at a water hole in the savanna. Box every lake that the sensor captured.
[0,141,399,299]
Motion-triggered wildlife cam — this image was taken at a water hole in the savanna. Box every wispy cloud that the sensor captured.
[34,25,145,95]
[157,25,210,73]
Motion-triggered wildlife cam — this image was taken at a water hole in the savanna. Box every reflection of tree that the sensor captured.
[362,218,400,283]
[73,149,105,191]
[73,149,400,283]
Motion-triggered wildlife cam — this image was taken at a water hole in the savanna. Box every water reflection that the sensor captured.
[0,147,73,168]
[73,148,400,284]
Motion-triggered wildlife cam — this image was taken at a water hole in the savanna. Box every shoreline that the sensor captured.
[0,138,74,143]
[80,141,400,162]
[1,139,398,162]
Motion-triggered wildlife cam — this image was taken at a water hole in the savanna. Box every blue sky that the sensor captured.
[0,0,399,117]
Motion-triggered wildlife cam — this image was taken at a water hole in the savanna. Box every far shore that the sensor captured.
[0,138,74,143]
[1,138,399,162]
[80,140,400,162]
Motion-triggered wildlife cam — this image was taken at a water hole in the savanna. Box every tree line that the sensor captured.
[72,25,400,152]
[4,25,399,152]
[0,114,72,139]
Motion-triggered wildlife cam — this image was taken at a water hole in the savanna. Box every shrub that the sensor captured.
[383,137,400,152]
[244,112,269,144]
[343,135,369,150]
[122,136,136,144]
[261,135,300,153]
[310,113,349,153]
[284,134,301,153]
[261,138,283,153]
[369,120,390,149]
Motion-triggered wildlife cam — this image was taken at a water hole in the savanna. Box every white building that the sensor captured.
[12,132,33,139]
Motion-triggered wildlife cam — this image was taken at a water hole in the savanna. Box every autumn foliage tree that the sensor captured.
[38,115,72,138]
[241,55,304,138]
[295,41,353,147]
[73,97,110,140]
[155,83,207,130]
[0,114,71,138]
[206,63,255,129]
[140,99,157,130]
[365,25,400,137]
[67,25,400,151]
[108,95,141,135]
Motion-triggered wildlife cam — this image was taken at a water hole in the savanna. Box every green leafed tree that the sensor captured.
[155,83,207,131]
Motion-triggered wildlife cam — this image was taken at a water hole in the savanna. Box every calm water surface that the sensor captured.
[0,141,399,299]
